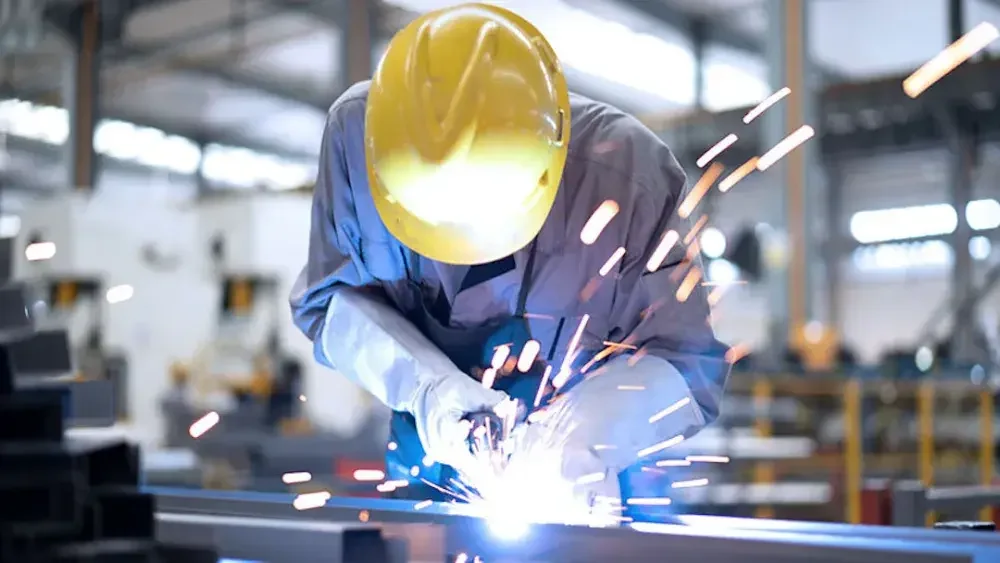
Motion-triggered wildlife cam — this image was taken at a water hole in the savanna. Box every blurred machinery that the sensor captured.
[160,222,386,494]
[162,270,304,443]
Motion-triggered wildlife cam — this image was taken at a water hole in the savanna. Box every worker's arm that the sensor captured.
[289,93,505,469]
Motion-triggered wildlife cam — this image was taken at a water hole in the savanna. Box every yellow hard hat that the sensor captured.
[366,3,570,265]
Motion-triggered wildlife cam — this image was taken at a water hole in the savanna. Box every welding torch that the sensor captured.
[463,397,527,469]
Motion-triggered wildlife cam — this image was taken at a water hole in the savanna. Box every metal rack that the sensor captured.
[698,375,997,523]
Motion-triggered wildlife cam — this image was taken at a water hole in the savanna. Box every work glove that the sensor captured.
[410,372,508,478]
[495,354,707,525]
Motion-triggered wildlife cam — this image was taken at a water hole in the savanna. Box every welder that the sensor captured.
[290,3,729,520]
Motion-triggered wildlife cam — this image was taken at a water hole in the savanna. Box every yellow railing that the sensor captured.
[726,376,996,524]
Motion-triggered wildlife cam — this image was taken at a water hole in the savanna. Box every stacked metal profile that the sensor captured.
[0,283,218,562]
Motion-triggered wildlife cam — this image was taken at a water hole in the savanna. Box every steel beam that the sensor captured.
[149,488,1000,563]
[341,0,375,91]
[62,0,102,192]
[650,56,1000,168]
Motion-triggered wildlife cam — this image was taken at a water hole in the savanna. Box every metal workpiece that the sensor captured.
[447,519,985,563]
[150,489,1000,563]
[151,487,477,525]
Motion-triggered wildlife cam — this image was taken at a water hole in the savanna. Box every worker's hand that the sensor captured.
[410,373,508,477]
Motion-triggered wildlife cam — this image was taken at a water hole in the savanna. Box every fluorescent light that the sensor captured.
[849,203,958,244]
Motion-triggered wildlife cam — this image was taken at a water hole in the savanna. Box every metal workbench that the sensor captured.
[150,487,1000,563]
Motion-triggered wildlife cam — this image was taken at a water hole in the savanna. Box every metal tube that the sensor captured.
[979,389,995,522]
[844,378,863,523]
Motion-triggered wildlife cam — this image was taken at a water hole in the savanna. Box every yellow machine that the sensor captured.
[788,322,840,372]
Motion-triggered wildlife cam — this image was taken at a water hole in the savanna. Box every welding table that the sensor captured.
[150,487,1000,563]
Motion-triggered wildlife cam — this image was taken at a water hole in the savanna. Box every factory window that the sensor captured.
[543,6,695,102]
[201,144,315,190]
[0,215,20,238]
[0,99,68,145]
[850,199,1000,245]
[851,239,953,273]
[0,98,311,188]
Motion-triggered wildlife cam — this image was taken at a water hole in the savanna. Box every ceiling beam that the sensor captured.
[612,0,846,83]
[648,55,1000,167]
[34,0,337,113]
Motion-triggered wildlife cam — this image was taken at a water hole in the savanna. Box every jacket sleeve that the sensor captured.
[289,102,375,368]
[607,135,730,425]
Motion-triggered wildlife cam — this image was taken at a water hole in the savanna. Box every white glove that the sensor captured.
[321,287,507,472]
[410,372,507,476]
